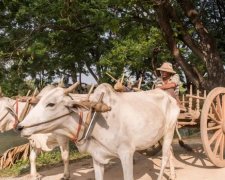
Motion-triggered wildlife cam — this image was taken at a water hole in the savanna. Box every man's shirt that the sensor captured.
[154,74,181,96]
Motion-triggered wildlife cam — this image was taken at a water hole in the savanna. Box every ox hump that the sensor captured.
[93,83,115,96]
[90,83,117,103]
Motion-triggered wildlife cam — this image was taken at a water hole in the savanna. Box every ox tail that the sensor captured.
[175,125,193,152]
[178,140,193,152]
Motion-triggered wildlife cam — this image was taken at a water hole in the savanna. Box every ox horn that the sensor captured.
[58,76,65,88]
[64,82,80,94]
[29,97,40,104]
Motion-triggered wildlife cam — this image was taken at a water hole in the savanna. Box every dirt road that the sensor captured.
[2,140,225,180]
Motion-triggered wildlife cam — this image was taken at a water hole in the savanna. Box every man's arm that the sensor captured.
[156,74,180,90]
[156,82,176,90]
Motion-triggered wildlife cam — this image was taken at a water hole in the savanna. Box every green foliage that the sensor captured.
[0,0,224,93]
[0,159,29,177]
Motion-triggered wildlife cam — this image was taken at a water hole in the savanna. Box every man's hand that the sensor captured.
[156,82,176,90]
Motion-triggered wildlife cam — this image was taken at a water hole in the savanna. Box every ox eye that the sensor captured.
[46,103,55,108]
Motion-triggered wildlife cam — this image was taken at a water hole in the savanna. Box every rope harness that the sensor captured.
[21,110,73,129]
[0,96,87,143]
[21,109,92,143]
[0,98,34,129]
[16,91,109,143]
[72,112,83,143]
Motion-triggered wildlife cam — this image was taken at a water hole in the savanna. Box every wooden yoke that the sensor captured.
[26,90,31,97]
[132,77,143,92]
[19,88,38,122]
[84,93,107,129]
[87,84,95,100]
[106,72,118,82]
[106,72,143,92]
[82,92,108,140]
[106,72,127,92]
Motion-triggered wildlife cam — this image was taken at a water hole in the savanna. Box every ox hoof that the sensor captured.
[29,173,43,180]
[60,175,70,180]
[35,175,42,180]
[169,174,176,180]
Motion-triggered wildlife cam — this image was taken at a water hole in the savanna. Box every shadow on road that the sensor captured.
[38,152,173,180]
[173,142,218,169]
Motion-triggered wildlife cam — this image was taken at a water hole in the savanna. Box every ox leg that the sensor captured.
[168,147,176,180]
[158,130,176,180]
[29,148,42,180]
[93,158,104,180]
[59,139,70,180]
[118,146,134,180]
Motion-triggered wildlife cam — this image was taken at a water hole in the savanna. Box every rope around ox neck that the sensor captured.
[22,111,73,128]
[21,110,85,144]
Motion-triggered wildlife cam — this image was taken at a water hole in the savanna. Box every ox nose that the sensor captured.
[16,125,24,132]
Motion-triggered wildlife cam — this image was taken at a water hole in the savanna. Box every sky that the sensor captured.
[80,73,97,84]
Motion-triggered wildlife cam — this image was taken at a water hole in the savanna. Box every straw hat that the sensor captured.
[157,62,176,74]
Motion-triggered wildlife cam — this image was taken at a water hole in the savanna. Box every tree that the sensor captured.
[0,0,224,96]
[152,0,225,90]
[0,0,112,95]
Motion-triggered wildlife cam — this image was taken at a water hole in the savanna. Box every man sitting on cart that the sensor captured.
[154,62,186,112]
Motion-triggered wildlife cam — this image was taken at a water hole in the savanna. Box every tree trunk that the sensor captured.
[153,0,225,91]
[70,68,77,84]
[85,63,99,83]
[153,2,201,88]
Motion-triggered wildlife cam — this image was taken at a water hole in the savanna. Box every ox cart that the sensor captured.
[172,85,225,167]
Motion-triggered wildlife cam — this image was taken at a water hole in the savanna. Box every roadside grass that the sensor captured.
[0,142,90,177]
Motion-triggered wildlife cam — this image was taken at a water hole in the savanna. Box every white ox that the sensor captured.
[0,84,85,180]
[18,83,180,180]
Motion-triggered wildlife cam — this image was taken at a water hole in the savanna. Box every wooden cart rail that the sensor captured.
[178,85,207,126]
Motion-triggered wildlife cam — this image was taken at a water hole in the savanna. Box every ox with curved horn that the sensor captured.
[0,86,71,180]
[17,83,179,180]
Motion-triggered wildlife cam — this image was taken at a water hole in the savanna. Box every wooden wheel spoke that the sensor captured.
[222,95,225,120]
[213,133,223,156]
[207,125,221,131]
[209,130,222,145]
[208,114,221,124]
[211,102,222,121]
[220,135,224,160]
[216,95,222,118]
